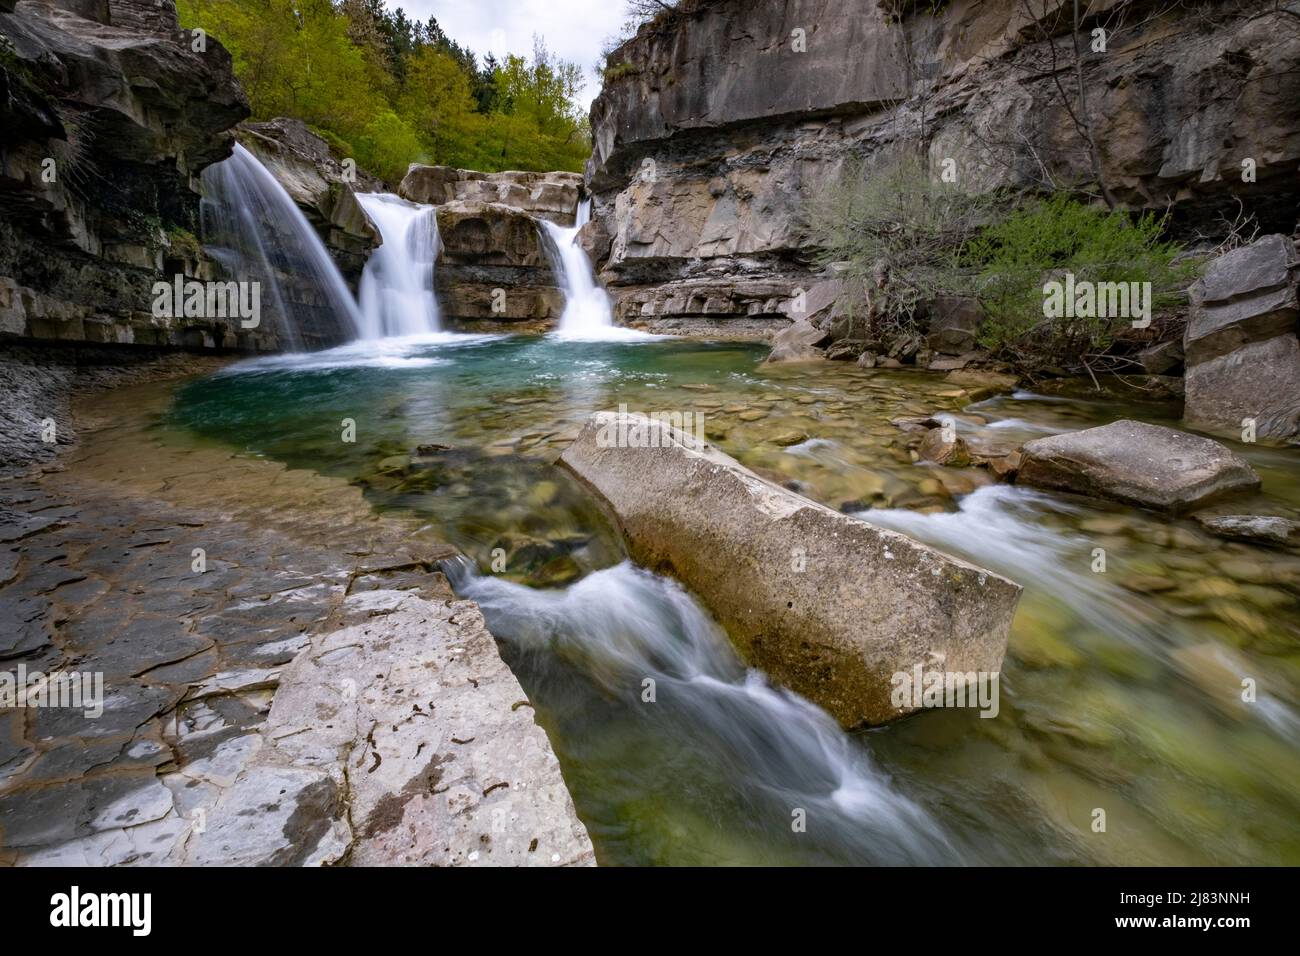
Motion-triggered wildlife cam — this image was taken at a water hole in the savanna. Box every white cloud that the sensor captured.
[397,0,632,112]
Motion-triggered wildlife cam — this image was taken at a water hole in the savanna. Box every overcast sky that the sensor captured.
[398,0,632,112]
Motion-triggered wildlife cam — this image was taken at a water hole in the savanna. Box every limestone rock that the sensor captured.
[1183,235,1300,440]
[239,118,382,284]
[1193,513,1300,548]
[1017,420,1261,513]
[559,412,1021,728]
[0,0,257,352]
[259,591,594,866]
[764,318,829,363]
[436,201,550,267]
[402,166,581,225]
[587,0,1300,340]
[918,427,972,466]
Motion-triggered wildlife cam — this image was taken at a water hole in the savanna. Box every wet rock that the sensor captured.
[943,369,1019,401]
[0,0,259,352]
[1017,420,1261,513]
[261,591,594,866]
[436,201,551,267]
[560,412,1021,727]
[1193,514,1300,548]
[239,118,382,283]
[982,451,1022,481]
[763,318,829,363]
[917,427,971,467]
[401,166,582,225]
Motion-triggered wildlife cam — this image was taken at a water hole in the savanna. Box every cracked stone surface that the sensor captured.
[0,366,592,866]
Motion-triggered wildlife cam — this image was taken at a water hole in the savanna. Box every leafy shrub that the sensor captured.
[808,154,1199,369]
[807,153,996,335]
[965,195,1196,364]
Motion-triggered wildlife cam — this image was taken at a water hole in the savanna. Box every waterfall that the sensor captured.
[355,192,443,338]
[200,144,363,346]
[541,199,646,339]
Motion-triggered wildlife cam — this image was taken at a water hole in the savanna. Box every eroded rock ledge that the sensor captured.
[0,365,593,866]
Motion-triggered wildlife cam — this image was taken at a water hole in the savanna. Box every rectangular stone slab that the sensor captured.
[559,412,1021,728]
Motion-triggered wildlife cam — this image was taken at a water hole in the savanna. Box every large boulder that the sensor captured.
[402,166,581,225]
[559,412,1021,728]
[436,201,549,267]
[432,202,561,326]
[1183,234,1300,440]
[925,296,982,355]
[1018,420,1261,513]
[763,318,829,363]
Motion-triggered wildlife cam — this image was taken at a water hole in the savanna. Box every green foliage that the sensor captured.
[808,154,996,329]
[966,195,1195,362]
[808,154,1198,368]
[176,0,591,182]
[602,62,639,82]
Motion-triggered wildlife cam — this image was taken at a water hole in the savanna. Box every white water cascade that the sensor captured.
[355,192,443,339]
[541,200,648,340]
[447,558,956,864]
[201,144,364,347]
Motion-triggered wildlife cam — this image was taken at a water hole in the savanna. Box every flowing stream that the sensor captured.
[190,152,1298,865]
[200,144,363,344]
[166,337,1300,865]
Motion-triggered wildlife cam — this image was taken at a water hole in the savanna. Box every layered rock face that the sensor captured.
[1183,234,1300,441]
[402,166,583,225]
[432,201,564,325]
[400,165,580,328]
[238,118,382,287]
[588,0,1300,336]
[0,0,264,350]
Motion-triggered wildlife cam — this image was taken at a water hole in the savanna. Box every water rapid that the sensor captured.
[447,558,959,865]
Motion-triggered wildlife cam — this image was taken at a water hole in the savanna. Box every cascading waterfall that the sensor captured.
[447,558,958,864]
[541,199,647,339]
[200,144,363,347]
[355,192,444,338]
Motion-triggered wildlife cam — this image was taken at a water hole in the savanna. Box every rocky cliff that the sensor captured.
[0,0,268,350]
[588,0,1300,335]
